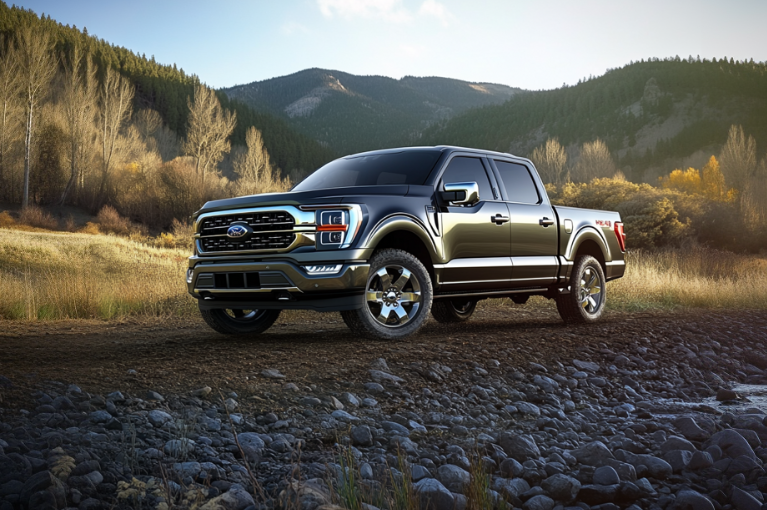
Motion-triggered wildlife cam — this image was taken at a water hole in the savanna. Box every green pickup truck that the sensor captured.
[187,146,626,340]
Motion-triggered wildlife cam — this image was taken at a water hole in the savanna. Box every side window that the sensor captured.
[440,157,493,202]
[494,161,540,204]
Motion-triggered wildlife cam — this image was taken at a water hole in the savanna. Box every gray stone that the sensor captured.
[492,478,530,499]
[360,463,373,480]
[514,402,542,417]
[191,387,212,397]
[29,490,56,510]
[708,429,756,460]
[363,382,384,394]
[716,388,738,401]
[330,410,358,422]
[411,465,431,482]
[361,398,378,408]
[237,433,265,462]
[200,484,255,510]
[730,486,762,510]
[437,464,470,494]
[634,478,656,495]
[351,425,373,447]
[499,433,540,461]
[673,417,709,441]
[341,392,359,407]
[413,478,454,510]
[89,411,111,423]
[675,489,715,510]
[725,454,761,476]
[173,462,201,479]
[593,466,620,485]
[329,396,344,410]
[300,397,322,406]
[688,451,714,470]
[660,435,697,453]
[499,458,524,478]
[523,495,555,510]
[82,471,103,486]
[369,370,404,385]
[571,441,615,467]
[541,474,581,502]
[20,471,55,504]
[614,450,672,480]
[164,439,195,457]
[148,410,173,427]
[381,421,410,436]
[663,450,693,473]
[389,436,419,456]
[578,484,618,505]
[261,368,285,379]
[573,360,599,372]
[146,391,164,401]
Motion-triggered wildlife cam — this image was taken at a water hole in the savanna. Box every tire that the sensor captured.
[340,248,433,340]
[556,255,606,324]
[431,299,477,323]
[199,305,281,336]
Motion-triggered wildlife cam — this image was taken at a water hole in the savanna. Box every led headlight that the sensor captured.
[186,269,194,284]
[317,210,348,247]
[303,264,343,275]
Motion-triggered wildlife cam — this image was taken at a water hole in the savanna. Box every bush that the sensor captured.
[170,219,195,250]
[19,205,58,230]
[0,211,15,228]
[96,205,135,236]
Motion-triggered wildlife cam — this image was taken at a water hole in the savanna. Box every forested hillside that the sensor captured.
[0,2,334,174]
[423,57,767,181]
[224,68,521,154]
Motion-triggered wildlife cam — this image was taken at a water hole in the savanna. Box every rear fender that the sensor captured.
[565,226,611,263]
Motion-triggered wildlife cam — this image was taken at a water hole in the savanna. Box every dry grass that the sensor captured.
[0,228,194,320]
[2,228,766,321]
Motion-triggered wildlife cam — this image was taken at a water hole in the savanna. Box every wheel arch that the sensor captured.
[364,216,438,277]
[566,227,609,271]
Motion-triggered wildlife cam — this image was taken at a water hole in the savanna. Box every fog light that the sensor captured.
[186,269,194,284]
[303,264,343,275]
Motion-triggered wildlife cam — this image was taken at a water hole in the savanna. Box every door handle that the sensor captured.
[491,214,510,225]
[539,217,555,227]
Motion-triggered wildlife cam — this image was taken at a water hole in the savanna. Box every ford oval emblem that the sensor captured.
[227,223,251,238]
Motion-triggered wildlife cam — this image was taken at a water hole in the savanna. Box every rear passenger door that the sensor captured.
[490,159,559,286]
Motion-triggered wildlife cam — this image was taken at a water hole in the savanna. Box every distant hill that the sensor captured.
[421,58,767,180]
[0,2,335,174]
[223,68,522,154]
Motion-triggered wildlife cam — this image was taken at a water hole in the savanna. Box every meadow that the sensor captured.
[1,228,766,321]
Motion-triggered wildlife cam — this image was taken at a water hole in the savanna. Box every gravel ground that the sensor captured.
[1,307,767,510]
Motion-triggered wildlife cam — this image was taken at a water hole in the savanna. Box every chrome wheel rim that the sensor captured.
[366,265,422,328]
[578,266,603,314]
[224,309,267,322]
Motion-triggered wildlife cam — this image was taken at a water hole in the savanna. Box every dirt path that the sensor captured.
[2,307,764,405]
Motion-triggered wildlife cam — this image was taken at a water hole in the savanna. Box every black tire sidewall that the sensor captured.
[200,306,281,335]
[557,255,606,323]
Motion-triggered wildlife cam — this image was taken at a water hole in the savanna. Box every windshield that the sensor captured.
[293,150,442,192]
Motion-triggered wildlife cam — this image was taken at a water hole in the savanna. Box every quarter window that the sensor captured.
[440,157,493,202]
[494,161,540,204]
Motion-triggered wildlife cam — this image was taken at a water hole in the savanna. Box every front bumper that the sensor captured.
[186,255,370,312]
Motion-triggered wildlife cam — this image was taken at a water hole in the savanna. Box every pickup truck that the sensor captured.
[186,146,626,340]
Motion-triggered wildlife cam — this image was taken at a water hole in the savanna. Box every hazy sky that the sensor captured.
[14,0,767,91]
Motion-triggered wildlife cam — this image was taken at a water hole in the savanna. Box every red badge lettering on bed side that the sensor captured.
[596,220,612,227]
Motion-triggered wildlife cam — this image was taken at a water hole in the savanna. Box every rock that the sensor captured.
[593,466,620,485]
[351,425,373,447]
[541,474,581,502]
[300,397,322,406]
[173,462,202,479]
[329,396,344,410]
[663,450,693,473]
[411,465,431,482]
[360,463,373,480]
[499,433,540,461]
[634,478,656,496]
[224,398,238,413]
[200,484,255,510]
[361,397,378,407]
[330,410,358,422]
[237,433,265,462]
[381,421,409,436]
[725,455,761,476]
[89,411,111,424]
[146,391,164,401]
[660,435,697,453]
[578,484,619,505]
[164,439,195,457]
[716,388,738,401]
[492,478,530,499]
[673,417,710,441]
[675,489,715,510]
[78,498,102,510]
[414,478,454,510]
[389,436,419,456]
[708,429,756,460]
[363,383,384,394]
[20,471,55,504]
[341,392,359,406]
[572,441,615,467]
[614,450,672,480]
[148,410,173,427]
[514,402,542,417]
[688,451,714,470]
[573,360,599,372]
[369,370,404,385]
[82,471,103,486]
[437,464,470,494]
[261,368,285,379]
[523,495,555,510]
[29,490,57,510]
[730,486,762,510]
[279,480,330,510]
[191,387,212,397]
[500,458,524,478]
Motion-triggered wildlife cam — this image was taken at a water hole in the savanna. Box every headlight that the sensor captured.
[186,269,194,284]
[311,205,362,250]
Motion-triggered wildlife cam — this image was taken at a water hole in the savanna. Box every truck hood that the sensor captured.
[194,184,416,217]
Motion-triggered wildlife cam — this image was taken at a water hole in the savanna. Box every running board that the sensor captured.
[434,287,550,300]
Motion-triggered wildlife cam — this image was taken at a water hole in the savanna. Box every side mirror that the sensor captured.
[441,182,479,206]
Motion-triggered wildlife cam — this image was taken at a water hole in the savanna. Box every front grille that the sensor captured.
[200,233,296,253]
[201,211,294,234]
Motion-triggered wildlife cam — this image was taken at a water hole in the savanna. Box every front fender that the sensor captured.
[363,214,441,262]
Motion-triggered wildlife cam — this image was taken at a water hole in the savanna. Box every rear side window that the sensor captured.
[440,157,493,202]
[494,161,540,204]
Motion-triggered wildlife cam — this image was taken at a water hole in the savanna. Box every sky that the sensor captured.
[13,0,767,91]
